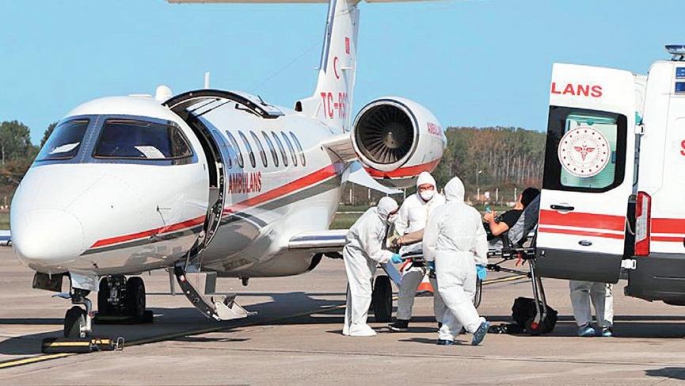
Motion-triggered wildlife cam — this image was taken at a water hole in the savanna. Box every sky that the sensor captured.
[1,0,682,145]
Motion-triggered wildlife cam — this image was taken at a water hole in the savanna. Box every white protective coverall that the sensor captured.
[342,197,398,336]
[570,281,614,328]
[394,172,446,322]
[423,177,489,342]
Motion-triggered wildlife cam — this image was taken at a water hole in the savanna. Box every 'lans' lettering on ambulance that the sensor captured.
[228,172,262,194]
[551,82,603,98]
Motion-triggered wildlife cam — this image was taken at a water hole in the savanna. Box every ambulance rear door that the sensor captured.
[535,63,637,283]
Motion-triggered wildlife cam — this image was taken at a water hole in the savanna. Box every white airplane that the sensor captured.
[10,0,446,338]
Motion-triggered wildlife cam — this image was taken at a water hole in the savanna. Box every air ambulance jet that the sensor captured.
[10,0,446,337]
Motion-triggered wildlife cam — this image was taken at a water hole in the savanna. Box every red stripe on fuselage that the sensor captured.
[365,159,440,179]
[223,163,341,214]
[90,163,344,249]
[538,210,625,232]
[91,216,206,248]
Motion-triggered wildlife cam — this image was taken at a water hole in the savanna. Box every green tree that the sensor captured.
[0,120,33,164]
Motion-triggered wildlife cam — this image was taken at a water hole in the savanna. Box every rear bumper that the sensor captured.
[625,254,685,304]
[535,248,621,283]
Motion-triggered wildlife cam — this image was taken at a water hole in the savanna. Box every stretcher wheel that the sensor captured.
[372,275,392,322]
[524,317,542,336]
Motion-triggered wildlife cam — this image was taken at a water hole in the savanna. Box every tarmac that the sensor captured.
[1,246,685,385]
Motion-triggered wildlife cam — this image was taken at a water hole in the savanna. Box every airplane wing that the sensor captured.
[289,229,348,252]
[288,229,402,285]
[321,133,357,164]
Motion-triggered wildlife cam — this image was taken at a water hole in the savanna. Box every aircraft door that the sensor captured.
[535,63,637,283]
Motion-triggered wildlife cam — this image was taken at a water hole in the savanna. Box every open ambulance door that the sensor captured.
[535,63,637,283]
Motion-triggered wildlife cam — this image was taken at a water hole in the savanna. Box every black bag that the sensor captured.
[511,297,558,335]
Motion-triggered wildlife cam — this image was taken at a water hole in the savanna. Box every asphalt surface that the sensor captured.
[1,247,685,385]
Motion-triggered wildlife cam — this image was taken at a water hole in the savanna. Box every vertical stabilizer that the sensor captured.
[296,0,359,132]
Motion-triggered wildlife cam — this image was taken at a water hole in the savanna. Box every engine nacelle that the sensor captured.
[352,97,446,188]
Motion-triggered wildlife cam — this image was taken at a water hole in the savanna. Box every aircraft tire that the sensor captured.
[125,277,146,318]
[64,306,87,338]
[372,275,392,322]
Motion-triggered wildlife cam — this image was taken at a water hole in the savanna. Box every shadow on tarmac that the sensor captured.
[645,367,685,380]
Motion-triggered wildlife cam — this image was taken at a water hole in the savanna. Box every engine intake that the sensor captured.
[354,103,415,165]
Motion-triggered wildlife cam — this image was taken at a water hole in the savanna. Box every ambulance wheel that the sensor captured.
[125,277,146,318]
[372,275,392,322]
[97,277,112,315]
[64,306,87,338]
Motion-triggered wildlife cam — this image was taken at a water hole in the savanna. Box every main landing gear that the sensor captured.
[94,275,154,325]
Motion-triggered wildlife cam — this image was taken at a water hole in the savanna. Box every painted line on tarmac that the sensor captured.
[0,273,528,370]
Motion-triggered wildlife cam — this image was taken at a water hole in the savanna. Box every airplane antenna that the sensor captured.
[204,72,211,89]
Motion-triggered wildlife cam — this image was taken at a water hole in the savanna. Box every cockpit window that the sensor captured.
[93,119,192,160]
[36,119,89,161]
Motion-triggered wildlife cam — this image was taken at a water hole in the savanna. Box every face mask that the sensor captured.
[419,190,435,201]
[387,213,398,224]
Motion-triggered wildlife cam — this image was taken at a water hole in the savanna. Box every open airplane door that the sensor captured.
[535,63,638,283]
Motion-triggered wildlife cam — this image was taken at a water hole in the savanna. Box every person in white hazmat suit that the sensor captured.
[423,177,490,345]
[342,196,402,337]
[387,172,446,332]
[570,281,614,337]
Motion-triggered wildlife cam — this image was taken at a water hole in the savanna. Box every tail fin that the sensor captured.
[297,0,359,133]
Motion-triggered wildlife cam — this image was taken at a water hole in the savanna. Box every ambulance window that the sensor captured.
[543,107,627,192]
[290,132,306,166]
[271,131,288,167]
[93,119,193,160]
[238,131,256,168]
[281,132,298,167]
[262,131,278,167]
[251,131,268,167]
[225,131,244,168]
[37,119,89,161]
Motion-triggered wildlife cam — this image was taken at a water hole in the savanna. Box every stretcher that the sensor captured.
[483,195,556,335]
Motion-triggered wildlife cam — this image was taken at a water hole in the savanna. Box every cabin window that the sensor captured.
[93,119,193,160]
[239,131,256,168]
[37,119,90,161]
[225,131,244,168]
[251,131,268,167]
[281,132,298,166]
[271,131,288,167]
[543,106,627,193]
[262,131,278,167]
[290,132,306,167]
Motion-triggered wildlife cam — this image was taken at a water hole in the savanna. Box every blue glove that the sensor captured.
[428,261,435,271]
[391,253,403,264]
[476,265,487,280]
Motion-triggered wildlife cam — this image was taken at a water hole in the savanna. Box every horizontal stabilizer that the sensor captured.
[345,161,402,195]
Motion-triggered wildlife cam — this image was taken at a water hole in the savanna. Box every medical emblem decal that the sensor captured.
[557,126,610,177]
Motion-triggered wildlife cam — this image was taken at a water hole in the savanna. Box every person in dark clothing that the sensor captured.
[483,187,540,237]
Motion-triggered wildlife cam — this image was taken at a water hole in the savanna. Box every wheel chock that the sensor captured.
[41,337,125,354]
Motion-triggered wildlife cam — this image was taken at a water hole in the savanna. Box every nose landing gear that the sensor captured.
[63,289,92,338]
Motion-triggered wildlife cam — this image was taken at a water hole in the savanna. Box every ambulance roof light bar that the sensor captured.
[665,45,685,61]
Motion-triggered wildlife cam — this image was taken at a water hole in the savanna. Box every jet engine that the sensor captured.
[352,97,446,188]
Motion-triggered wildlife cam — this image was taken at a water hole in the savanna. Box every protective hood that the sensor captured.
[444,177,465,203]
[377,196,399,221]
[416,172,436,189]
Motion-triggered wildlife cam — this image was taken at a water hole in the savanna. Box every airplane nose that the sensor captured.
[12,209,85,266]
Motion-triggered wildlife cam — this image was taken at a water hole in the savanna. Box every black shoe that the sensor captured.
[388,319,409,332]
[437,339,455,345]
[437,322,443,329]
